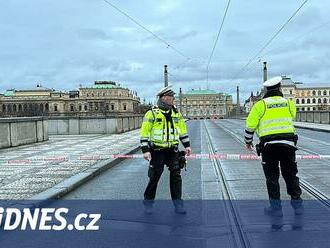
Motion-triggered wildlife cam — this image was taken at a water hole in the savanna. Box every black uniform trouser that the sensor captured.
[261,143,302,201]
[144,148,182,201]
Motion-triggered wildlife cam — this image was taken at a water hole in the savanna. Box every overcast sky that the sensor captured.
[1,0,329,103]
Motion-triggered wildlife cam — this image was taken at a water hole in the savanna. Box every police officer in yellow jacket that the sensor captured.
[140,85,192,214]
[245,76,303,216]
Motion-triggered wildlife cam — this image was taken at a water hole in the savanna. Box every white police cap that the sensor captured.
[157,85,175,97]
[263,76,282,89]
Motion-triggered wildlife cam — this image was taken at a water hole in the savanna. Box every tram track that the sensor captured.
[203,121,252,248]
[210,119,330,209]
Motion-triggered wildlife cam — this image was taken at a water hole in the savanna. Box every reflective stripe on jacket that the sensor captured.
[245,96,296,144]
[140,106,190,152]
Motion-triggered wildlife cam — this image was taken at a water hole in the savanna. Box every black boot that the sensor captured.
[264,200,283,217]
[143,200,154,215]
[173,200,186,215]
[291,198,304,215]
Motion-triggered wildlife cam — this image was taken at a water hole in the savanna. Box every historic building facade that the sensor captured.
[176,89,233,119]
[0,81,141,117]
[281,77,330,111]
[244,76,330,112]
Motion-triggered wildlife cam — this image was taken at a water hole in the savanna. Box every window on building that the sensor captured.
[54,105,58,111]
[79,105,82,111]
[318,90,322,96]
[301,99,305,104]
[18,104,22,111]
[307,99,310,104]
[324,98,327,104]
[97,92,100,97]
[84,105,87,111]
[318,98,322,104]
[123,104,127,111]
[87,93,89,97]
[111,104,115,110]
[95,103,98,110]
[313,107,316,111]
[324,90,327,96]
[313,98,316,104]
[296,99,300,104]
[13,105,17,112]
[92,93,94,97]
[312,90,316,96]
[106,104,109,110]
[290,90,293,95]
[307,107,310,111]
[70,105,74,111]
[2,104,6,112]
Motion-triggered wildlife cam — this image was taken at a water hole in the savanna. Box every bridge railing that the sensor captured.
[0,115,143,149]
[47,115,143,135]
[0,117,48,149]
[296,111,330,124]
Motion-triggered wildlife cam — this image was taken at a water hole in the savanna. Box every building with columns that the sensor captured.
[176,89,233,119]
[0,81,141,117]
[281,77,330,111]
[244,76,330,113]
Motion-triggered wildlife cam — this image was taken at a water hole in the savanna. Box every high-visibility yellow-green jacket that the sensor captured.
[245,96,297,145]
[140,106,190,153]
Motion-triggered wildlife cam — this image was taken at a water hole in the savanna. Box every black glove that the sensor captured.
[178,151,187,170]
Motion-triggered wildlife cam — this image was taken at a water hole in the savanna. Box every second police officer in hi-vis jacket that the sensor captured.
[245,76,303,217]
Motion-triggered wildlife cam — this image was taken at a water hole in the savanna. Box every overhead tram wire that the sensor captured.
[206,0,232,84]
[102,0,191,61]
[260,19,330,58]
[231,0,310,82]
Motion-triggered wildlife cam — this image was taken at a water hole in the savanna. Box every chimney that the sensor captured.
[263,61,267,82]
[164,65,168,87]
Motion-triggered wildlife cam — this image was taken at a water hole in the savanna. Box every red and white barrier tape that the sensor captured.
[5,153,330,164]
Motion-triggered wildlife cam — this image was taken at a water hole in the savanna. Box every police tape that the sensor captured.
[5,154,330,164]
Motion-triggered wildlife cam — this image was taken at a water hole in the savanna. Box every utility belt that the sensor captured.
[256,134,298,156]
[148,142,187,170]
[148,141,179,151]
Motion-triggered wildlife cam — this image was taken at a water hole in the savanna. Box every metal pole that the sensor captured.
[179,88,183,113]
[236,86,240,116]
[263,61,267,82]
[164,65,168,87]
[224,94,227,118]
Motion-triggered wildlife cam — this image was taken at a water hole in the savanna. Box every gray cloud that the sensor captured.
[76,28,112,41]
[1,0,330,104]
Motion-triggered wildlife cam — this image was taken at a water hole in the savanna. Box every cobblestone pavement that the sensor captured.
[0,130,139,199]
